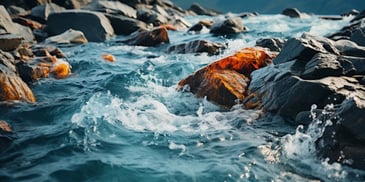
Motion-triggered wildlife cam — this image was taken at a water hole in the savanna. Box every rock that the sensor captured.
[0,50,35,103]
[12,17,43,30]
[301,53,344,79]
[318,93,365,170]
[238,12,259,18]
[83,1,136,19]
[188,3,219,16]
[334,39,365,57]
[0,6,35,42]
[117,0,141,8]
[274,33,339,65]
[328,19,365,40]
[0,120,12,151]
[256,38,285,52]
[319,16,343,21]
[137,8,168,26]
[188,23,203,32]
[350,27,365,46]
[31,3,65,23]
[341,9,359,17]
[7,5,28,16]
[350,9,365,23]
[210,17,247,35]
[106,14,147,35]
[52,0,91,9]
[0,34,23,51]
[282,8,302,18]
[167,40,225,56]
[16,55,71,82]
[178,47,274,107]
[45,29,88,44]
[47,10,114,42]
[121,27,169,46]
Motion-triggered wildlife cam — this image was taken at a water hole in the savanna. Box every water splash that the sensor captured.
[280,104,348,179]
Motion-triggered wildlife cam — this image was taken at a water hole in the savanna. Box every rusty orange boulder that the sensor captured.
[178,47,275,107]
[0,50,35,103]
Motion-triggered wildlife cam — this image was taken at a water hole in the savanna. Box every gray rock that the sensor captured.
[188,3,219,16]
[7,5,28,16]
[301,53,343,79]
[282,8,302,18]
[121,27,169,46]
[334,39,365,57]
[31,3,65,23]
[52,0,92,9]
[350,27,365,46]
[45,29,88,44]
[273,34,336,65]
[210,17,246,35]
[0,34,23,51]
[167,40,225,56]
[47,10,114,42]
[106,14,147,35]
[256,38,285,52]
[0,5,35,43]
[137,8,168,26]
[350,9,365,23]
[83,1,136,19]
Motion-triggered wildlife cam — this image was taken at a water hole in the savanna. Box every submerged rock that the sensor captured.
[45,29,88,44]
[121,27,169,46]
[178,47,274,107]
[47,10,114,42]
[167,40,225,55]
[210,17,247,35]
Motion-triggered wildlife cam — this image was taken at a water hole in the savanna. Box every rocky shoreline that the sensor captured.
[0,0,364,171]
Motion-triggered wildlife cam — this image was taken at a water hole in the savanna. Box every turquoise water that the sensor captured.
[1,14,365,181]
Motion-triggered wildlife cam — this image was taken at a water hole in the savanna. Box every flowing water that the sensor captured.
[1,14,365,181]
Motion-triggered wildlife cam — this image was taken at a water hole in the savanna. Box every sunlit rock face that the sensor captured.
[178,47,275,107]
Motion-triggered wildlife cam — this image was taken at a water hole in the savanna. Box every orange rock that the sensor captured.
[178,47,275,107]
[102,53,116,62]
[52,61,71,78]
[0,72,36,103]
[159,24,177,31]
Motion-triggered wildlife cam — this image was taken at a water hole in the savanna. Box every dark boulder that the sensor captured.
[106,14,147,35]
[282,8,303,18]
[350,27,365,46]
[341,9,359,17]
[350,9,365,23]
[274,33,339,65]
[188,3,219,16]
[256,38,285,52]
[47,10,114,42]
[167,40,225,56]
[121,27,169,46]
[238,12,259,18]
[83,1,137,19]
[334,39,365,57]
[137,8,168,26]
[187,23,203,32]
[0,34,23,51]
[52,0,91,9]
[31,3,65,23]
[0,50,35,103]
[210,17,247,35]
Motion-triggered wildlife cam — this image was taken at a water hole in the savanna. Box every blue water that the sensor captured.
[1,14,365,181]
